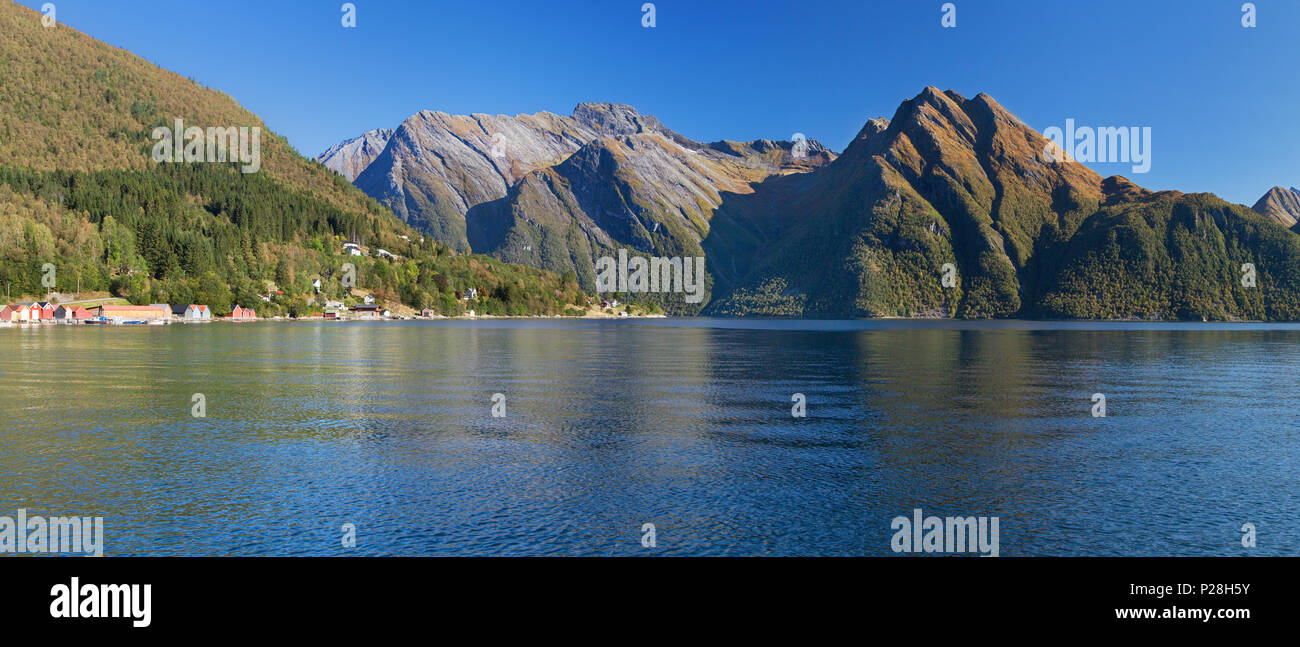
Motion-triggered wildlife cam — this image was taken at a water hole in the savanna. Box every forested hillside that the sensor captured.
[0,0,586,316]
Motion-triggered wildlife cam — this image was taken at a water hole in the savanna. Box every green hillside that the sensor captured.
[705,88,1300,321]
[0,0,586,316]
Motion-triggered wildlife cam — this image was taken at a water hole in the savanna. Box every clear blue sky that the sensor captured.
[17,0,1300,205]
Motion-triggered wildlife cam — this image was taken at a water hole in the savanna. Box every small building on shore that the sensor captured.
[350,304,387,318]
[96,304,171,321]
[230,305,258,320]
[171,304,212,321]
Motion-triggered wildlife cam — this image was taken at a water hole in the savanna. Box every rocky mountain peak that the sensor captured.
[572,102,664,136]
[315,128,395,181]
[1252,185,1300,228]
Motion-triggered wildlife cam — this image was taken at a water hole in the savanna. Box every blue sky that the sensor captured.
[18,0,1300,204]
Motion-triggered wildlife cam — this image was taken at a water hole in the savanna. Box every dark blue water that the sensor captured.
[0,319,1296,555]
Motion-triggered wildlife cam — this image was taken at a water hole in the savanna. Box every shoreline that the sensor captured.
[6,314,1300,328]
[0,312,670,326]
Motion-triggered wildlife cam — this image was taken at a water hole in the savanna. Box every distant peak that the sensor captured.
[572,101,640,115]
[573,102,639,122]
[918,86,946,100]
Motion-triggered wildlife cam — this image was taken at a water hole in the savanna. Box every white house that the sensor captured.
[342,242,362,256]
[171,304,212,320]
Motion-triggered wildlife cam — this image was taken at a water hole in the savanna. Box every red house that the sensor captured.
[35,302,55,319]
[230,305,258,320]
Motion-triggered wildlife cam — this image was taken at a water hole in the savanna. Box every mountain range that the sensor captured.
[324,89,1300,319]
[4,0,1296,322]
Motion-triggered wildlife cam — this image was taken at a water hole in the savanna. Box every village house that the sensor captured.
[420,308,435,318]
[229,305,258,320]
[350,304,387,318]
[34,302,55,319]
[0,305,19,322]
[171,304,212,321]
[342,242,362,256]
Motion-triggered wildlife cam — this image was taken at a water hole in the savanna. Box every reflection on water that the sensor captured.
[0,320,1296,556]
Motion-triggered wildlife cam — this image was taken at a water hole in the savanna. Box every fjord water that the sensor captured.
[0,320,1296,556]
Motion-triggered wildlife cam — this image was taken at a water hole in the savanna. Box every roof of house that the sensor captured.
[99,305,168,312]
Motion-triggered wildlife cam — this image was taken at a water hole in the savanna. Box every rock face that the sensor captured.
[347,104,685,250]
[1252,186,1300,228]
[465,132,831,298]
[316,128,394,181]
[328,103,833,258]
